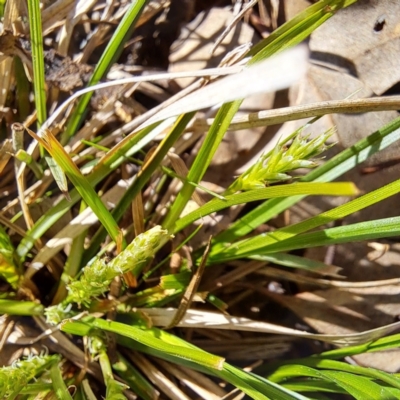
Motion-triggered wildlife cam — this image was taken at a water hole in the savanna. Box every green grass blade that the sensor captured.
[222,365,310,400]
[321,371,395,400]
[62,317,225,371]
[282,379,346,394]
[82,113,195,265]
[214,115,400,246]
[0,225,20,288]
[0,299,43,316]
[50,363,73,400]
[16,120,168,262]
[114,326,303,400]
[209,174,400,261]
[242,216,400,255]
[268,365,394,400]
[113,353,157,400]
[162,101,242,230]
[98,350,127,400]
[31,129,123,250]
[27,0,68,193]
[249,252,339,273]
[26,0,46,125]
[174,182,357,233]
[64,0,148,139]
[65,317,278,400]
[317,334,400,359]
[248,0,358,62]
[299,359,400,390]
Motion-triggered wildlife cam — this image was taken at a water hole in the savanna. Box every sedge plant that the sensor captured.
[3,0,400,399]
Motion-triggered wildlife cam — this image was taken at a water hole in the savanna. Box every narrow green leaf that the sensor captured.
[300,359,400,391]
[267,364,393,400]
[98,350,127,400]
[209,176,400,262]
[223,365,310,400]
[243,216,400,255]
[213,116,400,246]
[282,379,346,394]
[27,0,69,192]
[322,370,395,400]
[0,225,20,288]
[174,182,357,234]
[62,317,225,371]
[163,101,242,230]
[26,0,46,125]
[28,128,124,251]
[249,252,339,273]
[116,328,303,400]
[248,0,359,62]
[0,299,43,316]
[317,334,400,359]
[50,363,73,400]
[113,353,157,400]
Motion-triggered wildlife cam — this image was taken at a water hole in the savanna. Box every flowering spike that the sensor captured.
[66,226,170,306]
[45,226,171,323]
[229,128,334,192]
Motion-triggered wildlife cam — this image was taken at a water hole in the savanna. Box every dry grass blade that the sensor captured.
[141,46,308,130]
[257,267,400,288]
[127,351,190,400]
[211,0,259,55]
[203,260,265,292]
[136,0,170,28]
[57,0,98,56]
[208,95,400,131]
[42,0,75,33]
[0,139,12,174]
[142,308,400,346]
[165,236,211,329]
[168,152,206,207]
[36,64,245,139]
[155,358,226,400]
[12,123,34,231]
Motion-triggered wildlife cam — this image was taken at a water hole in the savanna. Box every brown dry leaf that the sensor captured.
[0,139,12,174]
[264,0,400,165]
[44,50,93,92]
[310,0,400,96]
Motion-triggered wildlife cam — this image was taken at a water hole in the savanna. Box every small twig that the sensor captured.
[12,123,35,230]
[210,0,259,55]
[193,96,400,132]
[165,236,212,329]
